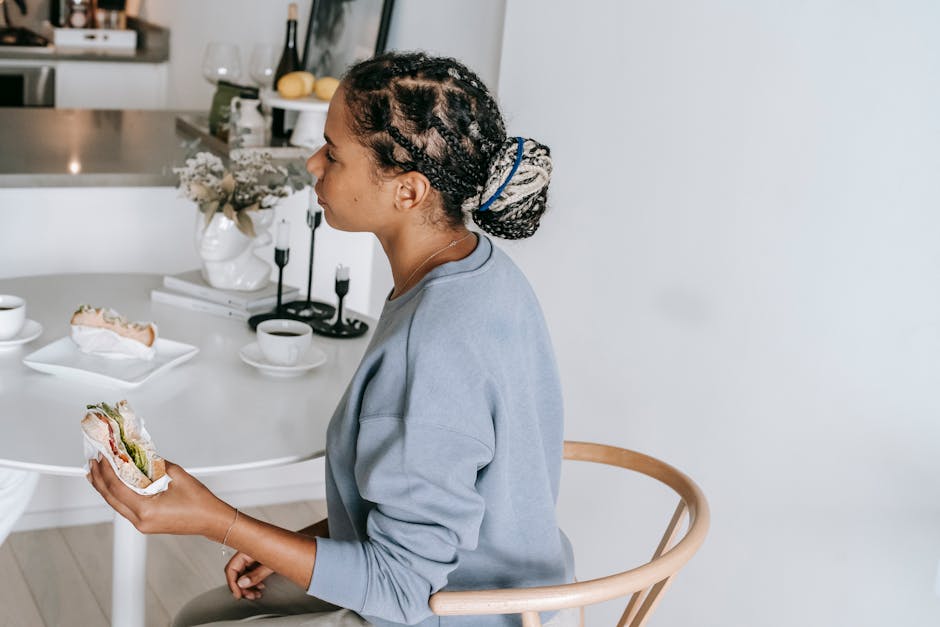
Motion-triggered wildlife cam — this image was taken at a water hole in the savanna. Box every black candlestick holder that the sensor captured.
[248,247,296,330]
[310,274,369,339]
[283,209,335,322]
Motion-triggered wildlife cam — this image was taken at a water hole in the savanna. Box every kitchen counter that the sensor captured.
[0,18,169,63]
[0,108,312,187]
[0,108,199,187]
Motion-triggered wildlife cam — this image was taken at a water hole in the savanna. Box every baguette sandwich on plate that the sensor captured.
[81,400,169,493]
[70,305,158,360]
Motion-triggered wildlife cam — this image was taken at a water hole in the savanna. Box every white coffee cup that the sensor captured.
[0,295,26,341]
[257,319,312,366]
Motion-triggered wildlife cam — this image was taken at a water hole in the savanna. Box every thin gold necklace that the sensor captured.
[393,231,474,299]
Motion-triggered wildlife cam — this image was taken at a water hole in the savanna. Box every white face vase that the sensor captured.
[195,209,275,291]
[196,209,275,261]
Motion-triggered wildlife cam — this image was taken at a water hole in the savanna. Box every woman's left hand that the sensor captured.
[87,456,233,540]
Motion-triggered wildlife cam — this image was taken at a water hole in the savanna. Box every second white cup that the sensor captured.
[0,295,26,341]
[256,319,312,366]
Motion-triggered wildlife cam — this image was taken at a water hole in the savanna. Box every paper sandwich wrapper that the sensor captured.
[71,323,157,361]
[82,412,171,496]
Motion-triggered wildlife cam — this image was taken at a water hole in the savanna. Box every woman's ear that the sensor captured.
[393,171,433,213]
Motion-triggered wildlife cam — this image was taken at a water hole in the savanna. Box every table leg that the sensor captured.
[112,513,147,627]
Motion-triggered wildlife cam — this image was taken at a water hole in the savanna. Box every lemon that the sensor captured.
[314,76,340,101]
[277,71,316,99]
[294,71,316,94]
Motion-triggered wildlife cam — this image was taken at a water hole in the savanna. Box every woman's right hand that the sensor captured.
[225,551,274,600]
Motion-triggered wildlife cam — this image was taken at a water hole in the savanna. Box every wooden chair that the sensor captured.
[429,440,710,627]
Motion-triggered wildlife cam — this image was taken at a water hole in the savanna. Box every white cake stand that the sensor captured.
[262,89,330,150]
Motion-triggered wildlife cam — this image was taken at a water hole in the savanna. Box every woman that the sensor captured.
[88,51,576,627]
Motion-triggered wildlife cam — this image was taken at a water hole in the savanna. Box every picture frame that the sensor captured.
[301,0,396,79]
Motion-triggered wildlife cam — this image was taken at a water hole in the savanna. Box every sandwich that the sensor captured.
[81,401,166,489]
[70,305,158,360]
[71,305,157,347]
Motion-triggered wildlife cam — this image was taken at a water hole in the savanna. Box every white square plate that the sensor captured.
[22,337,199,389]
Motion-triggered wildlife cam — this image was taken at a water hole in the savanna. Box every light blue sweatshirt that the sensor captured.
[308,235,574,626]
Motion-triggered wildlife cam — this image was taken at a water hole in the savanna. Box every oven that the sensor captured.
[0,62,54,106]
[0,20,56,107]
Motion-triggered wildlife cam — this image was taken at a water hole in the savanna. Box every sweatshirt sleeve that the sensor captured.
[310,417,493,623]
[308,303,497,624]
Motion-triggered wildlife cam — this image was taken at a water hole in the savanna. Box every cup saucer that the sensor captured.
[0,319,43,349]
[238,341,327,377]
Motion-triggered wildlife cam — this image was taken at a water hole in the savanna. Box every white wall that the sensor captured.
[139,0,504,110]
[385,0,505,90]
[498,1,940,625]
[140,0,314,110]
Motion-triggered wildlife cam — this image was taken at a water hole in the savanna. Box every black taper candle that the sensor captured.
[309,264,368,338]
[305,208,321,304]
[274,247,289,311]
[334,275,349,326]
[247,235,299,330]
[283,200,334,321]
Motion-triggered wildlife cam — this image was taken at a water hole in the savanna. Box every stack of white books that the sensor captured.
[151,270,300,321]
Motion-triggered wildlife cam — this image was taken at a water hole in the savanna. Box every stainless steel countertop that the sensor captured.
[0,109,199,187]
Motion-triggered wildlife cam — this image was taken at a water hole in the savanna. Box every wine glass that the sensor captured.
[249,43,279,89]
[202,42,242,84]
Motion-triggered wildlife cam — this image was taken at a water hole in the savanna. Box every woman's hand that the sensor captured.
[87,455,234,540]
[224,513,329,600]
[225,551,274,600]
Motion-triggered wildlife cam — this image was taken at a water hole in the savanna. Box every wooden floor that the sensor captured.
[0,499,327,627]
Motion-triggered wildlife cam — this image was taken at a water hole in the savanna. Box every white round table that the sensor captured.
[0,273,372,627]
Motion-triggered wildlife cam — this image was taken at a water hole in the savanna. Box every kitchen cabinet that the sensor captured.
[55,60,168,109]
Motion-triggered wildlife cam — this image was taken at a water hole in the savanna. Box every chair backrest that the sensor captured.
[429,440,710,627]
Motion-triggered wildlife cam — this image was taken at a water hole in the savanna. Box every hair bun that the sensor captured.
[466,137,553,240]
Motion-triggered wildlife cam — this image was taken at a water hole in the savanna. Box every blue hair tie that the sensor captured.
[478,137,524,212]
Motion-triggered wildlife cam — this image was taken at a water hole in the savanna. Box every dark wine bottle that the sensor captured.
[272,2,301,138]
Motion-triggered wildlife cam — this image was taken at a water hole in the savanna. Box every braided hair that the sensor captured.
[342,51,553,240]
